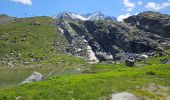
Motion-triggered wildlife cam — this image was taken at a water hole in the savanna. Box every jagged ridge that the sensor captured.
[54,11,116,21]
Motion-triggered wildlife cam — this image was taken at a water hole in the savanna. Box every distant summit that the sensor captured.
[84,11,116,21]
[55,11,87,20]
[54,11,116,21]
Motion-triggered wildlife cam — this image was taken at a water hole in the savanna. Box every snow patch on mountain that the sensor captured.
[54,11,116,21]
[58,27,64,34]
[87,45,99,63]
[85,11,116,21]
[55,12,87,20]
[68,12,87,21]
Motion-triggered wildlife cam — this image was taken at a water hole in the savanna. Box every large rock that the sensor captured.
[140,54,148,59]
[111,92,138,100]
[125,58,135,67]
[21,71,43,84]
[166,61,170,64]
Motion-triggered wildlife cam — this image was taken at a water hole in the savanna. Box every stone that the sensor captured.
[111,92,138,100]
[16,96,23,100]
[164,60,170,64]
[125,58,135,67]
[160,58,170,64]
[21,71,43,84]
[140,54,148,59]
[8,61,14,67]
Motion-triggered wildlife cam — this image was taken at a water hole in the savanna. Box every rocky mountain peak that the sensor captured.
[54,11,116,21]
[55,11,87,21]
[85,11,116,21]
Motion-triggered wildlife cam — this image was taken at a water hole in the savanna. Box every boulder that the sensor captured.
[140,54,148,59]
[136,54,149,61]
[21,71,43,84]
[125,58,135,67]
[111,92,138,100]
[95,52,113,61]
[165,61,170,64]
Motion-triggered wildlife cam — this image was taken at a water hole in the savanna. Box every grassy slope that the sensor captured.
[0,16,86,88]
[0,64,170,100]
[0,16,64,61]
[0,14,14,24]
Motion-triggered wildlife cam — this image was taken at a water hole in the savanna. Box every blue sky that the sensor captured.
[0,0,170,20]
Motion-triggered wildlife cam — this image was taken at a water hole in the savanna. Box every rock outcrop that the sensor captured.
[21,71,43,84]
[55,11,170,63]
[124,11,170,38]
[125,58,135,67]
[111,92,138,100]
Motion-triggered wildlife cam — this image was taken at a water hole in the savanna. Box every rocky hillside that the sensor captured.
[0,16,87,68]
[56,11,170,63]
[0,11,170,65]
[0,16,86,88]
[124,11,170,38]
[0,14,14,24]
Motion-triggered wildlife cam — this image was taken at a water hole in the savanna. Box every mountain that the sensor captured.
[55,11,116,21]
[0,11,170,64]
[56,11,87,20]
[84,11,117,21]
[56,11,170,63]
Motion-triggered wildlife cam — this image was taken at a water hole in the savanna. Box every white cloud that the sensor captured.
[145,1,170,11]
[123,0,135,12]
[117,13,131,21]
[137,1,143,5]
[11,0,32,5]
